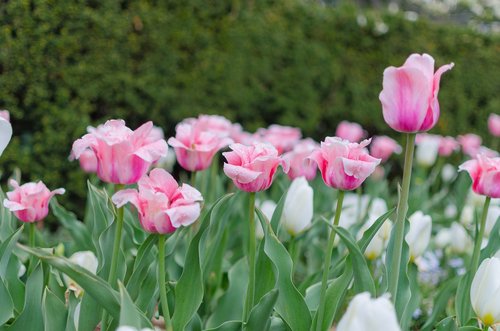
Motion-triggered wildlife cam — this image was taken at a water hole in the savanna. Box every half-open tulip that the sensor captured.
[405,211,432,260]
[72,120,168,184]
[370,136,402,162]
[379,53,454,133]
[112,168,203,234]
[459,155,500,198]
[3,179,65,223]
[470,257,500,327]
[282,139,318,180]
[488,113,500,137]
[281,177,313,235]
[223,142,288,192]
[308,137,381,191]
[335,121,365,143]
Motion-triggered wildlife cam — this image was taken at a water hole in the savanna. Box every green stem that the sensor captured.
[27,223,36,275]
[316,190,345,331]
[470,197,491,274]
[191,171,197,188]
[388,133,416,303]
[243,192,256,322]
[289,237,301,277]
[101,184,125,329]
[158,234,173,331]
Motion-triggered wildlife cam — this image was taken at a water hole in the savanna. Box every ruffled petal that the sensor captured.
[223,163,262,184]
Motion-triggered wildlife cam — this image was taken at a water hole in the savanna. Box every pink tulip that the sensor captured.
[72,120,168,184]
[335,121,365,143]
[187,114,234,137]
[458,134,482,158]
[438,136,459,157]
[308,137,381,191]
[78,149,98,173]
[3,179,65,223]
[379,53,454,133]
[370,136,402,162]
[282,139,318,181]
[112,168,203,234]
[230,124,255,145]
[0,110,10,122]
[256,125,302,154]
[488,114,500,137]
[459,155,500,198]
[223,143,288,192]
[168,120,232,172]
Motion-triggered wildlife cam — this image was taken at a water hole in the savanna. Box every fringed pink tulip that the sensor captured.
[438,136,459,157]
[379,53,454,133]
[3,179,65,223]
[256,124,301,154]
[309,137,381,191]
[458,133,482,158]
[223,143,288,192]
[112,168,203,234]
[370,136,402,162]
[459,155,500,198]
[335,121,365,143]
[282,139,318,181]
[168,120,232,172]
[488,113,500,137]
[71,120,168,184]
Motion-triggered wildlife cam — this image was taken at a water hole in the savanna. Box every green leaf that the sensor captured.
[480,214,500,260]
[42,287,67,331]
[269,190,287,234]
[126,234,157,301]
[0,227,23,278]
[0,277,14,325]
[436,316,458,331]
[256,207,312,331]
[18,244,121,319]
[77,294,101,331]
[455,273,473,326]
[0,189,16,241]
[401,263,421,330]
[358,208,395,251]
[245,289,279,331]
[421,277,459,331]
[64,291,80,331]
[204,321,242,331]
[118,282,153,329]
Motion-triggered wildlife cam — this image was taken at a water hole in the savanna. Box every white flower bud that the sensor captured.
[470,257,500,326]
[416,135,440,167]
[255,200,276,240]
[281,177,313,236]
[405,211,432,260]
[64,251,98,297]
[441,163,456,182]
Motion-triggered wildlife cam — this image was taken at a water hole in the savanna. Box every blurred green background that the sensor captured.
[0,0,499,210]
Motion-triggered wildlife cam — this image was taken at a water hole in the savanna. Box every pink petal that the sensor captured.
[112,189,140,209]
[3,200,26,211]
[134,139,168,163]
[403,53,435,82]
[223,163,262,184]
[166,203,201,228]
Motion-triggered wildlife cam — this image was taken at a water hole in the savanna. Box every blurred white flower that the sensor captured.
[0,115,12,157]
[358,214,392,260]
[470,257,500,327]
[337,292,401,331]
[416,135,440,167]
[404,11,419,21]
[405,211,432,260]
[468,190,486,208]
[416,251,442,286]
[368,198,388,218]
[441,163,456,182]
[435,228,452,249]
[336,193,369,229]
[448,223,473,254]
[374,21,389,35]
[485,205,500,238]
[64,251,98,297]
[460,205,475,226]
[281,177,313,236]
[255,200,276,240]
[356,14,367,27]
[17,263,26,278]
[444,204,457,218]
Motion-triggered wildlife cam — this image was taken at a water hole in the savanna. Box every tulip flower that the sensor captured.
[308,137,381,191]
[459,155,500,199]
[470,257,500,327]
[255,200,277,240]
[3,179,65,223]
[256,124,302,154]
[337,292,401,331]
[458,134,482,158]
[223,142,288,192]
[370,136,402,162]
[485,205,500,238]
[436,223,472,254]
[358,215,393,260]
[281,177,313,236]
[488,113,500,137]
[72,119,168,184]
[112,168,203,234]
[168,120,232,172]
[379,53,454,133]
[438,136,459,157]
[441,163,457,182]
[64,251,98,297]
[282,139,318,181]
[415,134,440,167]
[335,121,365,142]
[405,211,432,261]
[0,113,12,157]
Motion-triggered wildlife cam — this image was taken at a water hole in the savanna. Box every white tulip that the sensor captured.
[485,205,500,238]
[0,116,12,157]
[282,177,313,236]
[337,292,401,331]
[336,193,368,229]
[448,223,473,254]
[405,211,432,260]
[64,251,98,297]
[435,228,452,249]
[460,205,475,226]
[255,200,277,239]
[358,214,392,260]
[444,204,457,218]
[416,135,440,167]
[470,257,500,326]
[368,197,388,218]
[441,163,456,182]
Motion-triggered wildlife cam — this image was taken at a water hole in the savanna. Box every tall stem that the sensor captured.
[316,190,345,331]
[243,192,256,322]
[158,234,173,331]
[470,197,491,274]
[388,133,416,302]
[27,223,36,275]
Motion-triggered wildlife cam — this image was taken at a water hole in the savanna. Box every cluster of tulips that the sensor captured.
[0,53,499,331]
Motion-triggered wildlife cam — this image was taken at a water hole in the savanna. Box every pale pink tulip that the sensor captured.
[72,120,168,184]
[458,134,482,158]
[335,121,365,143]
[282,139,318,181]
[223,143,288,192]
[3,179,65,223]
[438,136,459,157]
[257,125,301,154]
[112,168,203,234]
[370,136,402,162]
[309,137,381,191]
[459,155,500,198]
[488,114,500,137]
[379,53,454,133]
[168,120,232,172]
[187,114,233,137]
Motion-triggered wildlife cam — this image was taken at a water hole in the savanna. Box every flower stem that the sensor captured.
[388,133,416,303]
[158,234,173,331]
[243,192,256,322]
[316,190,345,331]
[470,197,491,274]
[27,223,36,275]
[289,236,301,277]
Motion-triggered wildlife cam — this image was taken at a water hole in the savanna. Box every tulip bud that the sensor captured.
[256,200,277,239]
[405,211,432,261]
[460,204,475,226]
[337,292,401,331]
[441,163,456,182]
[485,205,500,238]
[448,223,473,254]
[281,177,313,236]
[470,257,500,327]
[64,251,98,297]
[415,134,440,167]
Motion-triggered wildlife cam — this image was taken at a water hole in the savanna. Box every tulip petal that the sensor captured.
[112,189,140,209]
[403,53,435,81]
[166,203,201,228]
[223,163,262,184]
[134,139,169,162]
[0,118,12,157]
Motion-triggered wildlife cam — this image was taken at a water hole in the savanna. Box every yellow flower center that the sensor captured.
[482,313,494,327]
